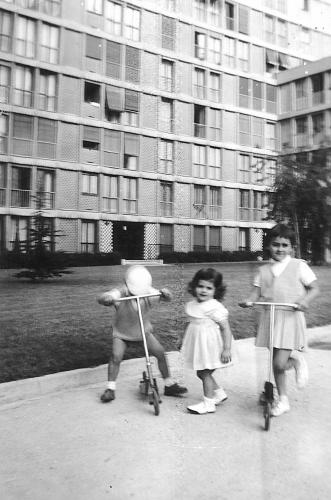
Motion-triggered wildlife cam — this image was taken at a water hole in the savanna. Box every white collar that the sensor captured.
[270,255,291,277]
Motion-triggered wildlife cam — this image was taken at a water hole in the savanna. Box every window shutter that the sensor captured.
[105,85,124,111]
[162,16,175,50]
[125,46,140,83]
[83,126,100,142]
[124,133,139,155]
[13,114,33,139]
[104,130,121,167]
[124,90,139,112]
[38,118,56,142]
[239,6,249,35]
[86,35,102,60]
[106,41,122,79]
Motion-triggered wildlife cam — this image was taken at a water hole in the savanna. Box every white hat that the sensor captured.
[125,265,156,296]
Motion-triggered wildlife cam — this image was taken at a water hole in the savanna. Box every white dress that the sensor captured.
[181,298,233,371]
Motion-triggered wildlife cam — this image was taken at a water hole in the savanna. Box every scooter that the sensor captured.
[116,292,162,416]
[244,301,298,431]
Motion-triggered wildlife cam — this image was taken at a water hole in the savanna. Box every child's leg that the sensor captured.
[273,348,295,397]
[146,334,187,396]
[187,370,216,414]
[101,338,126,402]
[211,373,228,404]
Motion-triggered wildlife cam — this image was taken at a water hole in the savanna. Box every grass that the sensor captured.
[1,262,331,383]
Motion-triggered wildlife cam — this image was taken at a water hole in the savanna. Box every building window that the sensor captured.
[277,19,287,47]
[86,34,102,60]
[160,59,174,92]
[159,139,174,174]
[295,79,307,111]
[194,68,206,99]
[252,117,263,149]
[162,16,176,51]
[266,49,278,74]
[124,133,139,170]
[312,113,324,145]
[239,227,249,250]
[223,36,235,68]
[239,114,250,146]
[160,224,173,253]
[86,0,103,14]
[251,157,264,184]
[37,118,57,159]
[103,175,118,213]
[194,32,206,60]
[239,77,249,108]
[253,191,265,221]
[84,81,100,107]
[106,40,122,79]
[105,1,122,34]
[37,169,55,209]
[15,16,36,58]
[40,23,59,64]
[124,6,140,41]
[159,98,173,133]
[160,182,173,216]
[194,0,207,22]
[122,89,139,126]
[194,105,206,138]
[265,122,276,150]
[81,220,96,253]
[208,147,221,180]
[209,186,222,219]
[239,154,250,183]
[13,65,33,108]
[209,0,221,26]
[253,81,263,111]
[238,41,249,72]
[0,114,8,154]
[264,15,275,44]
[82,173,98,195]
[209,108,221,142]
[311,73,324,105]
[281,120,291,149]
[193,185,206,219]
[264,158,276,186]
[10,216,29,251]
[193,225,206,251]
[39,70,56,111]
[122,177,137,214]
[209,226,221,251]
[82,126,100,163]
[209,72,221,102]
[0,64,10,104]
[12,114,34,156]
[104,129,120,168]
[0,10,13,52]
[208,37,221,64]
[266,84,276,113]
[239,189,250,221]
[0,163,6,206]
[11,165,31,207]
[225,2,235,30]
[193,145,206,178]
[125,46,140,83]
[39,0,61,17]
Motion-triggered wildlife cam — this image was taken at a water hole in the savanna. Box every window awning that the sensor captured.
[105,86,124,112]
[278,53,289,68]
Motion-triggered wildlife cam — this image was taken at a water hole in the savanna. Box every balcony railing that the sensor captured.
[11,189,31,207]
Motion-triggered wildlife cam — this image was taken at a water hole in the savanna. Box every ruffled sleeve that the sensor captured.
[205,300,229,323]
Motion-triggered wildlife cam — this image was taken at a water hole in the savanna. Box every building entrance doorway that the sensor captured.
[113,222,144,260]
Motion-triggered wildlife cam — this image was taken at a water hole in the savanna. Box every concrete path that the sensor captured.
[1,326,331,500]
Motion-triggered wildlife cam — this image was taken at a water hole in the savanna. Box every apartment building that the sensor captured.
[0,0,331,260]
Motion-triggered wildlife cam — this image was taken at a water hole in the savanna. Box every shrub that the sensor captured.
[159,250,263,264]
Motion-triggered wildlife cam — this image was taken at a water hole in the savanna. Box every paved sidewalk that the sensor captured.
[1,326,331,500]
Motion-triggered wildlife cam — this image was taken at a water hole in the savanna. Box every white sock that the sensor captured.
[107,381,116,390]
[164,377,175,387]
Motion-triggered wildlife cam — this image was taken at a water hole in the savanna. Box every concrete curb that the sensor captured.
[1,326,330,407]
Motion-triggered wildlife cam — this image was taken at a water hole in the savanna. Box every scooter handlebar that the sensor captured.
[115,292,162,301]
[240,301,298,309]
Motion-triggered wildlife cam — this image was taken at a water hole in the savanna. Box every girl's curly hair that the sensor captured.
[188,268,226,301]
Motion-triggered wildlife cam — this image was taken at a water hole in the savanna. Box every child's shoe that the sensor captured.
[100,388,115,403]
[271,396,290,417]
[187,397,216,414]
[214,387,228,405]
[291,351,309,389]
[164,383,188,396]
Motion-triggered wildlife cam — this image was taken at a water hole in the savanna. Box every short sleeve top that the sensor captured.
[186,298,229,324]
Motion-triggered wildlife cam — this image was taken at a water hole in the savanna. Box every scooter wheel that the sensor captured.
[151,388,160,416]
[264,402,271,431]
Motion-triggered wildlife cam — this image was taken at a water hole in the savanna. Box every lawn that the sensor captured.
[1,262,331,383]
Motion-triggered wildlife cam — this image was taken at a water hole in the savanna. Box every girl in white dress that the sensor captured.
[182,268,234,415]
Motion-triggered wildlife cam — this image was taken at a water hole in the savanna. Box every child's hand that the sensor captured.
[238,301,253,308]
[160,288,172,301]
[221,348,232,364]
[295,301,308,311]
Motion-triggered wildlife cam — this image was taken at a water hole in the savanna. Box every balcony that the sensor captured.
[193,203,207,219]
[11,189,31,208]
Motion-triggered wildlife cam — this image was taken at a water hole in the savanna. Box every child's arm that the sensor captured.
[219,319,232,363]
[239,285,261,307]
[296,280,319,311]
[97,288,121,306]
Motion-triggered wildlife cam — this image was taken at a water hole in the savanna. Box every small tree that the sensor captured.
[14,192,72,280]
[267,144,331,263]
